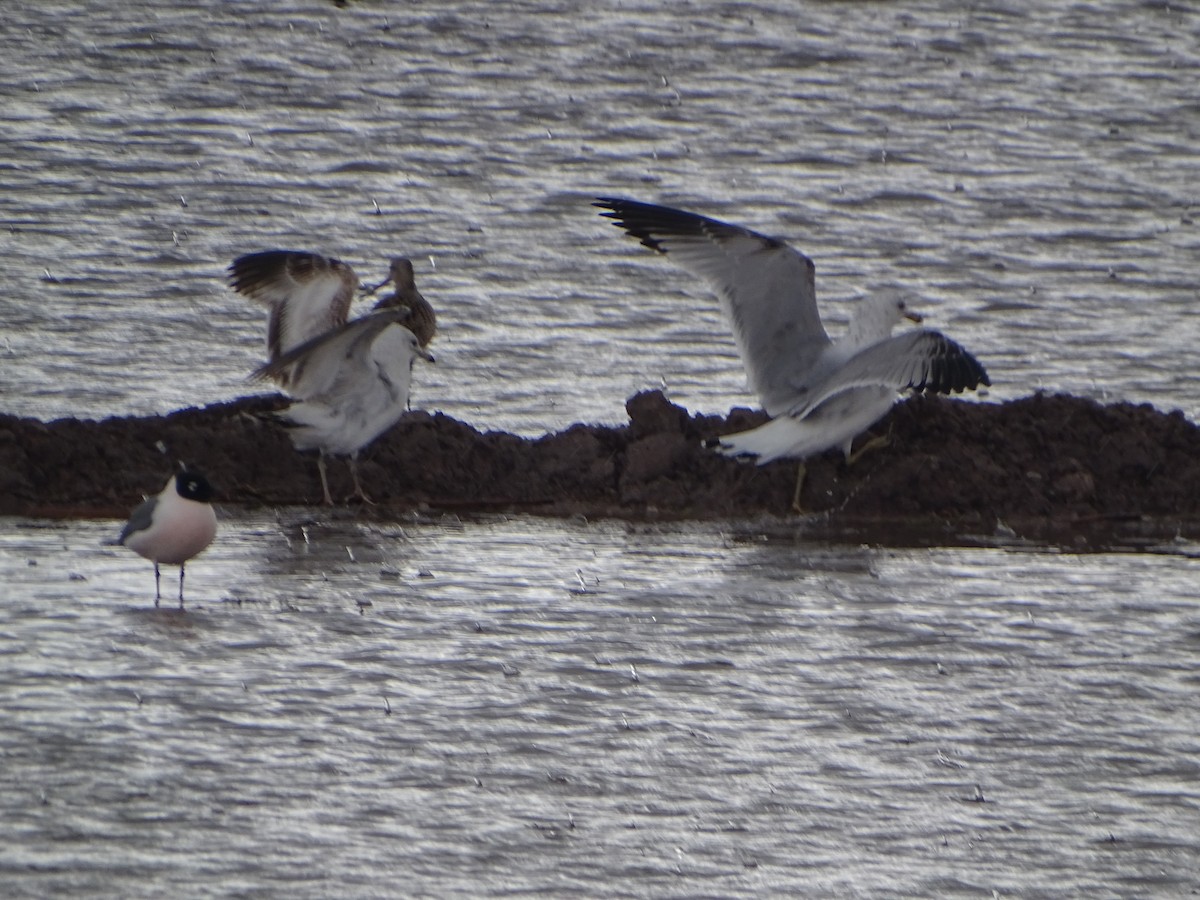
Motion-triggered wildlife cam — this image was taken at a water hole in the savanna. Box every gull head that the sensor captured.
[848,291,924,346]
[402,327,435,364]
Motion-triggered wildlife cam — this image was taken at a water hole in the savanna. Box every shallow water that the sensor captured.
[2,514,1199,897]
[2,0,1200,895]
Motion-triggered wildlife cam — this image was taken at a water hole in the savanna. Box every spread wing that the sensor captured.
[229,250,358,360]
[785,330,990,419]
[250,308,411,400]
[595,197,830,416]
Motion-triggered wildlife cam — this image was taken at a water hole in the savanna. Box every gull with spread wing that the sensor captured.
[250,308,434,505]
[595,197,990,510]
[229,250,436,387]
[230,250,439,504]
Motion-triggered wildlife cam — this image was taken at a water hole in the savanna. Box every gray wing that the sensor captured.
[595,198,830,416]
[118,494,157,545]
[249,307,411,400]
[786,330,990,419]
[228,250,358,360]
[317,323,421,422]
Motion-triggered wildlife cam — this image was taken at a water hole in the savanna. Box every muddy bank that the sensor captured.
[2,390,1199,547]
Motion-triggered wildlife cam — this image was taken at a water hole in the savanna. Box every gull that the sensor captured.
[595,197,990,509]
[250,307,435,505]
[712,290,987,466]
[229,250,440,503]
[119,469,218,609]
[228,251,436,389]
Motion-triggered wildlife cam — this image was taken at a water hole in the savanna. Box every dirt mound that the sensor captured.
[3,390,1199,547]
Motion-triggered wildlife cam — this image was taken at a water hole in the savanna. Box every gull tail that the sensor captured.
[710,416,835,466]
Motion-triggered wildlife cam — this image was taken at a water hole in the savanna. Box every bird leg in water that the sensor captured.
[317,455,335,506]
[178,564,187,610]
[153,562,162,607]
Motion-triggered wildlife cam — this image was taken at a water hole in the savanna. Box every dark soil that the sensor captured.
[3,390,1200,548]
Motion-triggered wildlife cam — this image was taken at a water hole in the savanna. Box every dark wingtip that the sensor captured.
[962,348,991,392]
[593,197,637,227]
[593,197,672,254]
[948,346,990,394]
[914,334,992,396]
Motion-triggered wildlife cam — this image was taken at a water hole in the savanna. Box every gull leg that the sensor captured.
[317,455,334,506]
[846,426,893,467]
[154,562,162,608]
[790,462,808,515]
[178,564,186,610]
[348,457,375,505]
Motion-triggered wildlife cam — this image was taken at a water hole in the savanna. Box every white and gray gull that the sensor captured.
[230,250,438,505]
[249,307,434,505]
[594,197,990,508]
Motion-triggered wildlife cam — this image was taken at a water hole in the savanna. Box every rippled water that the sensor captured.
[3,515,1200,897]
[2,0,1198,433]
[3,1,1200,895]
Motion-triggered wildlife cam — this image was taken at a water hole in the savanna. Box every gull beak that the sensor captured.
[420,348,436,364]
[904,310,924,324]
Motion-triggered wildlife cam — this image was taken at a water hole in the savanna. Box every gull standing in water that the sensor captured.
[594,198,990,510]
[119,469,218,609]
[230,251,439,504]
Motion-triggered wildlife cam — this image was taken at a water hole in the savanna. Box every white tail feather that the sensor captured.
[715,416,838,466]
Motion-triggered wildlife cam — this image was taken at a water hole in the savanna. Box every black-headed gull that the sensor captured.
[119,470,217,608]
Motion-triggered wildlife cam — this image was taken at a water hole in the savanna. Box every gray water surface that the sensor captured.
[1,0,1198,434]
[2,515,1199,897]
[2,1,1199,896]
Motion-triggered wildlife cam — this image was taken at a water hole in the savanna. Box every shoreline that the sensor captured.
[3,390,1199,549]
